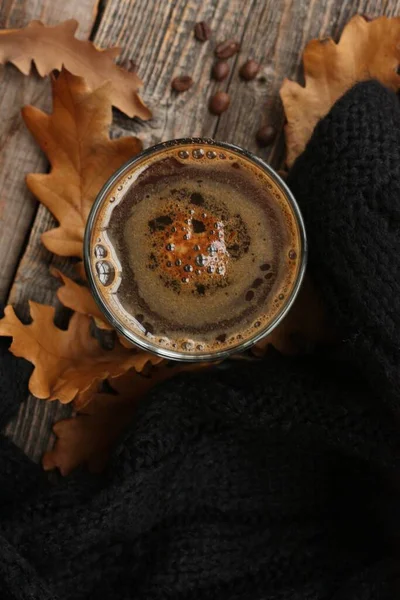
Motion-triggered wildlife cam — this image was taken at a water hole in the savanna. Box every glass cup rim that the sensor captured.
[84,137,308,362]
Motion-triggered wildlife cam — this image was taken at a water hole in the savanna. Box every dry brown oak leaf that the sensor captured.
[22,68,142,259]
[280,15,400,167]
[0,302,159,404]
[43,362,211,475]
[0,19,151,119]
[253,276,337,357]
[51,268,113,331]
[51,268,163,349]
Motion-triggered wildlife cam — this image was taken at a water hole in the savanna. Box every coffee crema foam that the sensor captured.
[89,143,301,356]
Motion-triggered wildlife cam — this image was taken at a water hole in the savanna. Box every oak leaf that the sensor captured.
[51,268,112,330]
[0,302,158,404]
[253,276,337,357]
[43,362,211,475]
[0,19,151,119]
[22,68,142,259]
[280,15,400,166]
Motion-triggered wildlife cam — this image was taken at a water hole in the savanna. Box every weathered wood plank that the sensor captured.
[0,0,100,461]
[0,0,100,304]
[96,0,400,163]
[5,0,400,462]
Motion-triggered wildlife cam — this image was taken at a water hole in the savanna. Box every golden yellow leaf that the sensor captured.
[280,15,400,166]
[43,362,211,475]
[0,302,157,404]
[51,268,112,330]
[22,68,143,259]
[0,19,151,119]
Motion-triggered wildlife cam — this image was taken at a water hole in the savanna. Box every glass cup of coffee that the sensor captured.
[84,138,307,361]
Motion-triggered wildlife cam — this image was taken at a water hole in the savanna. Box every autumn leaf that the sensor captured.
[74,261,87,281]
[22,68,142,258]
[43,362,211,475]
[42,392,136,475]
[51,268,112,330]
[253,276,337,357]
[0,302,159,404]
[73,380,103,413]
[0,19,151,119]
[280,15,400,166]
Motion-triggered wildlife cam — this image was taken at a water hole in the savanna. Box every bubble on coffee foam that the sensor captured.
[192,148,204,159]
[95,261,114,286]
[94,244,107,258]
[182,340,194,350]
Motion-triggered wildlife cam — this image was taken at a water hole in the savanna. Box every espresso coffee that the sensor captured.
[86,141,305,358]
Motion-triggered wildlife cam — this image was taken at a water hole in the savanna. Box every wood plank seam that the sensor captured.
[211,0,257,139]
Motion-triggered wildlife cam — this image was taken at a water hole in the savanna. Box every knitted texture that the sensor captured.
[0,81,399,599]
[287,80,400,406]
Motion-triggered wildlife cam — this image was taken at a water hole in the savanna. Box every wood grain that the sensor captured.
[0,1,99,303]
[96,0,400,163]
[3,0,400,462]
[0,0,100,461]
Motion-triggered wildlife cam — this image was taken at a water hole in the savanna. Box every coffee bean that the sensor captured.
[239,59,260,80]
[171,75,194,92]
[256,125,277,147]
[212,61,230,81]
[209,91,230,115]
[194,21,211,41]
[215,39,240,59]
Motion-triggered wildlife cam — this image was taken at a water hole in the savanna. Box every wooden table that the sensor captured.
[1,0,399,462]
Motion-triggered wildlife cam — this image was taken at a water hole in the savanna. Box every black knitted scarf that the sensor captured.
[0,80,399,600]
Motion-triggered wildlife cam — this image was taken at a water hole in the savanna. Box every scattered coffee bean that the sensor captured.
[256,125,277,147]
[239,59,260,80]
[194,21,211,41]
[215,39,240,59]
[171,75,194,92]
[209,91,230,115]
[212,60,230,81]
